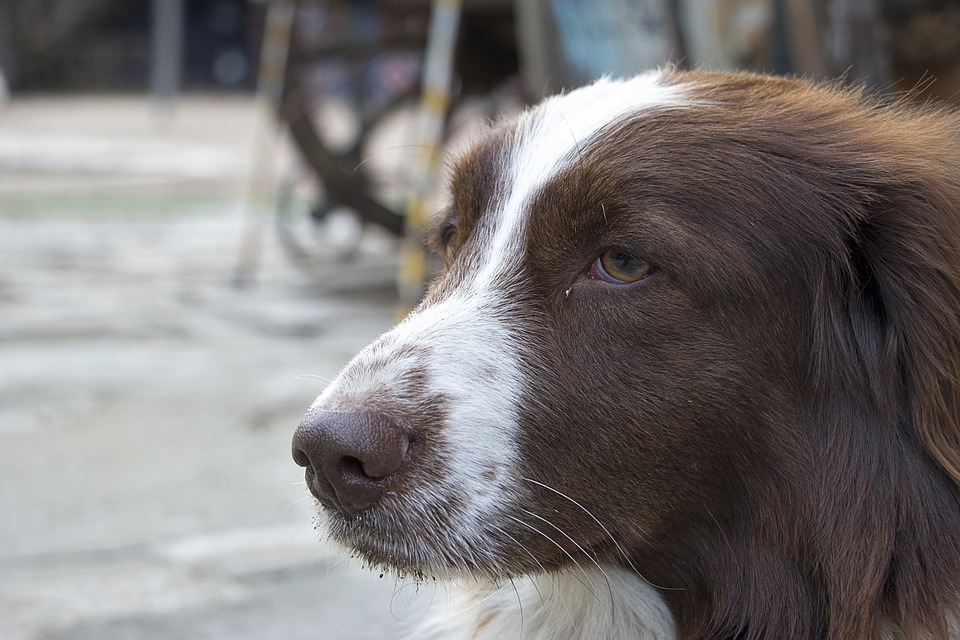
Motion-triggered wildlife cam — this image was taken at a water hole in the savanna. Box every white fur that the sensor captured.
[476,71,687,289]
[411,568,675,640]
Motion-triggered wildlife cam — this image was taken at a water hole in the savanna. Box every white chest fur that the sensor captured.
[410,567,676,640]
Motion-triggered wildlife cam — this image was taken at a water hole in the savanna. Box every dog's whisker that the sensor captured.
[294,374,333,387]
[507,576,525,640]
[520,476,633,550]
[707,508,743,579]
[437,580,509,620]
[521,476,682,592]
[489,524,550,610]
[491,524,549,576]
[390,571,441,625]
[504,513,601,602]
[353,143,440,173]
[518,507,616,602]
[281,496,311,509]
[560,113,587,174]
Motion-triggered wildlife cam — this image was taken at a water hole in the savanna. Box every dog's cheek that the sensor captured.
[514,291,752,543]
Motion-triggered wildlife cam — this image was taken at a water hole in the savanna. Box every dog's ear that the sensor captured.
[811,110,960,488]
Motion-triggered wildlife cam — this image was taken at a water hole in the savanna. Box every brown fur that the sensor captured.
[432,72,960,639]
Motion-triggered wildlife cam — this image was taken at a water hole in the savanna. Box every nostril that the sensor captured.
[339,456,366,479]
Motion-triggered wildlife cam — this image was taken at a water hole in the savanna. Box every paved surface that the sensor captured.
[0,95,425,639]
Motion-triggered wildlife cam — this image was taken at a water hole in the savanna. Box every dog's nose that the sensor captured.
[292,408,410,516]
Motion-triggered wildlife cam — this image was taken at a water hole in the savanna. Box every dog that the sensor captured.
[292,70,960,639]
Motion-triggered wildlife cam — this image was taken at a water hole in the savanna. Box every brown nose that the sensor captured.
[292,408,410,516]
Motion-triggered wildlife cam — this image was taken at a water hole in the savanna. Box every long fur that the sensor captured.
[295,70,960,639]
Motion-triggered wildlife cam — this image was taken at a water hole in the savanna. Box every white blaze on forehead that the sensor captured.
[475,70,687,288]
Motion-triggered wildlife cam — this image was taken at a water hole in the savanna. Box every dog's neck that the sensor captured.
[632,427,960,640]
[411,567,674,640]
[409,567,959,640]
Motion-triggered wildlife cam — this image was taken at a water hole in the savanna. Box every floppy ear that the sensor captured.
[812,114,960,488]
[868,192,960,485]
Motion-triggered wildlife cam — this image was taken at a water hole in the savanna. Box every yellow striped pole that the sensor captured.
[397,0,462,316]
[233,1,295,288]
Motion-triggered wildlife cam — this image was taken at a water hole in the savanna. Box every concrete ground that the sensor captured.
[0,95,428,639]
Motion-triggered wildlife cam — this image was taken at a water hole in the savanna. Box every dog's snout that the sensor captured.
[292,408,410,516]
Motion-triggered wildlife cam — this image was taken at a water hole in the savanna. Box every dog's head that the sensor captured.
[293,70,960,637]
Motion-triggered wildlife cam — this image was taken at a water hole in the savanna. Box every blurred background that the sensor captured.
[1,1,958,639]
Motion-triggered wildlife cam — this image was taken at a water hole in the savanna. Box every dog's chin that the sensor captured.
[319,511,497,581]
[322,522,441,581]
[316,505,577,583]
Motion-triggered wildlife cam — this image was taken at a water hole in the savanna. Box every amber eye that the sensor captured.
[591,249,653,283]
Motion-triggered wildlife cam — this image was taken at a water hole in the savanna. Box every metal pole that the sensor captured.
[514,0,551,101]
[151,0,185,113]
[232,1,296,288]
[397,0,462,315]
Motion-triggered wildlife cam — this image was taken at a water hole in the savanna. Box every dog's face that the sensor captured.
[293,70,960,632]
[293,70,804,579]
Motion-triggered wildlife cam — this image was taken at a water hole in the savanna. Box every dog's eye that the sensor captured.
[591,249,653,283]
[442,223,456,247]
[439,223,458,260]
[427,216,459,259]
